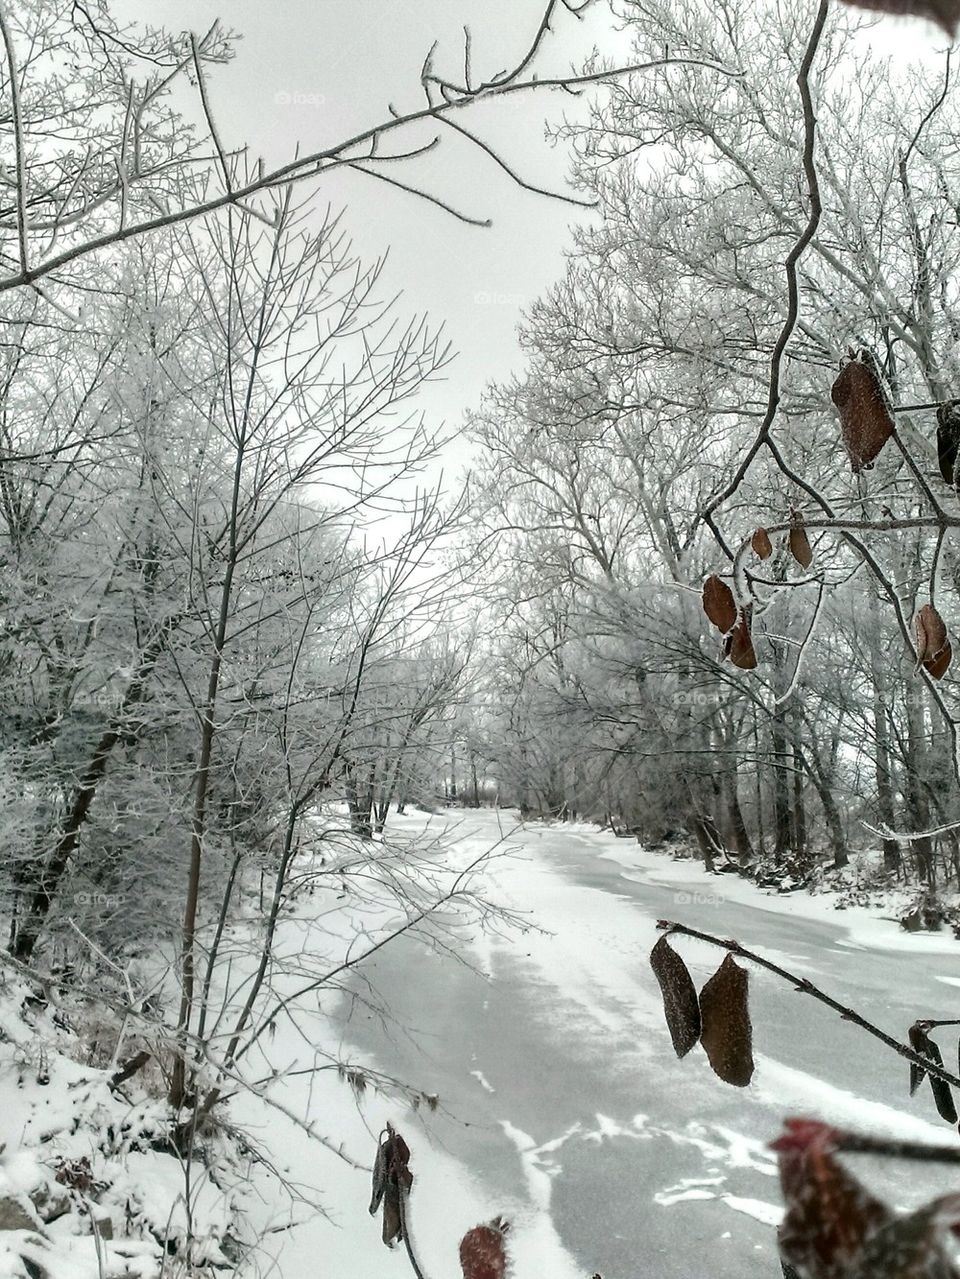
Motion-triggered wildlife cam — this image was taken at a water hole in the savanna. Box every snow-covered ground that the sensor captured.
[594,828,960,955]
[3,808,960,1278]
[302,810,960,1278]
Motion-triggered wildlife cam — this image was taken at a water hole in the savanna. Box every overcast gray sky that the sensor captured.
[134,0,630,445]
[131,0,941,479]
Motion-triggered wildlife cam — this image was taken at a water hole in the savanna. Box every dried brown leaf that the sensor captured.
[915,604,948,665]
[837,0,960,36]
[369,1140,388,1216]
[831,356,894,473]
[751,528,773,559]
[918,1033,957,1124]
[772,1119,893,1279]
[698,954,754,1087]
[371,1128,413,1249]
[727,613,758,670]
[650,936,701,1058]
[703,575,737,633]
[924,639,953,681]
[914,605,952,680]
[789,524,813,569]
[382,1188,402,1249]
[460,1217,510,1279]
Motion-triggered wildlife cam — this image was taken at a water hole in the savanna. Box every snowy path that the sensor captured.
[332,811,960,1279]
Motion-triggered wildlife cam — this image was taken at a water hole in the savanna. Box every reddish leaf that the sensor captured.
[727,613,758,670]
[789,523,813,569]
[650,936,701,1058]
[925,640,953,680]
[703,575,737,633]
[837,0,960,36]
[914,605,952,681]
[752,528,773,559]
[915,605,948,666]
[460,1216,509,1279]
[771,1119,892,1279]
[846,1194,960,1277]
[698,954,754,1087]
[831,353,894,473]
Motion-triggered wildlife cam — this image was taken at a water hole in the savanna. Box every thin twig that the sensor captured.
[701,0,830,558]
[835,1130,960,1164]
[657,919,960,1090]
[0,0,29,276]
[0,49,741,293]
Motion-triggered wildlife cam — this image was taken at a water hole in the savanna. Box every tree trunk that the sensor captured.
[13,621,174,961]
[345,764,373,839]
[770,703,793,861]
[798,737,847,870]
[792,732,807,865]
[904,680,934,884]
[469,751,480,807]
[720,716,754,866]
[869,597,901,875]
[688,813,722,873]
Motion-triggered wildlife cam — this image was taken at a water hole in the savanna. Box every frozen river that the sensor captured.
[338,810,960,1278]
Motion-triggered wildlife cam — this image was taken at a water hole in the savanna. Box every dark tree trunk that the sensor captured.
[904,683,934,884]
[345,764,374,840]
[792,735,807,863]
[770,705,793,861]
[870,639,901,875]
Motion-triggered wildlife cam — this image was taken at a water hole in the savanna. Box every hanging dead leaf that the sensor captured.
[915,605,948,666]
[698,954,754,1087]
[751,528,773,559]
[846,1194,960,1278]
[703,575,737,633]
[837,0,960,36]
[369,1138,388,1217]
[788,523,813,569]
[914,605,952,680]
[924,640,952,680]
[382,1185,402,1249]
[937,400,960,489]
[911,1029,958,1124]
[771,1119,892,1279]
[725,612,758,670]
[370,1127,413,1248]
[460,1216,510,1279]
[831,352,894,473]
[649,936,701,1058]
[908,1023,929,1097]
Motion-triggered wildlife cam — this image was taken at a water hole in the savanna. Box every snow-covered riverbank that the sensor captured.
[5,808,960,1279]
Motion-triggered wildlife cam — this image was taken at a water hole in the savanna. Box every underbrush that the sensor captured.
[0,973,253,1279]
